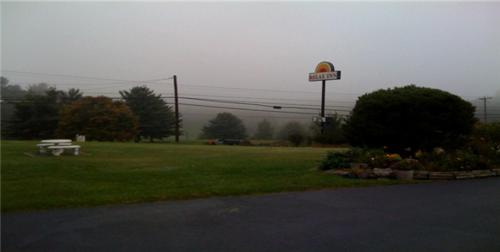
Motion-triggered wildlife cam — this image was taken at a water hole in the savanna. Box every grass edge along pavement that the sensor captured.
[1,141,410,212]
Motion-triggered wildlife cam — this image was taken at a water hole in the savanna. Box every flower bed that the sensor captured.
[328,167,500,180]
[320,146,500,181]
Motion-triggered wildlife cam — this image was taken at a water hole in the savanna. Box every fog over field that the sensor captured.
[2,2,500,138]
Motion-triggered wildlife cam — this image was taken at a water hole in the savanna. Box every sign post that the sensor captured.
[308,61,341,134]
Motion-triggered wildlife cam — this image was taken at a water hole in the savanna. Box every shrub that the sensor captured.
[415,149,490,171]
[469,122,500,164]
[278,121,306,146]
[319,151,352,170]
[319,148,389,170]
[390,159,424,171]
[344,85,476,153]
[310,113,347,144]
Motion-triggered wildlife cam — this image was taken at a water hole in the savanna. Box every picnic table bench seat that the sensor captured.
[47,145,81,156]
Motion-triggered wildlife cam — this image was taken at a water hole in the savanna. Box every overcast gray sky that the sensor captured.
[2,1,500,103]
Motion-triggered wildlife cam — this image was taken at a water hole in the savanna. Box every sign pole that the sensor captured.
[308,61,341,135]
[321,80,326,134]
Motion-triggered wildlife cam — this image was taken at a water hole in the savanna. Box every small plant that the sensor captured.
[415,148,491,171]
[319,151,352,170]
[391,158,424,171]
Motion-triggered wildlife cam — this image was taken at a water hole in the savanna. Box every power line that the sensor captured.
[180,112,313,121]
[175,96,352,112]
[1,70,173,85]
[178,95,354,108]
[179,103,324,116]
[159,92,357,105]
[181,83,362,96]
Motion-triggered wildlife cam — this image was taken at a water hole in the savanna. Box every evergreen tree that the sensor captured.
[1,77,27,138]
[120,86,177,142]
[8,87,83,139]
[201,112,247,139]
[254,119,274,139]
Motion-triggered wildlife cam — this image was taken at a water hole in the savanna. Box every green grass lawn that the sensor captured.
[1,141,402,212]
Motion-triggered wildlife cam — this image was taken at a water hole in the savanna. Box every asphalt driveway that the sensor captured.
[2,178,500,251]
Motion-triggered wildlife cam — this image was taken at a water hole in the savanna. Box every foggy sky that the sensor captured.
[2,2,500,102]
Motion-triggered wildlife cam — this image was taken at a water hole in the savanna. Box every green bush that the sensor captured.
[469,122,500,165]
[319,151,353,170]
[311,113,347,144]
[319,148,396,170]
[278,121,307,147]
[390,159,424,171]
[344,85,476,153]
[416,149,490,171]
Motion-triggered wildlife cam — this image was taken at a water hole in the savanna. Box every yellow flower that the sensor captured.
[385,153,402,161]
[415,150,423,158]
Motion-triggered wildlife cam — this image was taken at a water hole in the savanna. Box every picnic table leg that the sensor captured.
[51,149,64,156]
[74,148,80,156]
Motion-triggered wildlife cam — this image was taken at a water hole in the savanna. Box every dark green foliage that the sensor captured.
[7,87,81,139]
[345,85,476,152]
[473,122,500,146]
[120,86,177,142]
[319,151,352,170]
[417,149,489,171]
[311,113,347,144]
[57,96,138,141]
[27,83,50,95]
[254,119,274,139]
[1,77,27,138]
[278,121,306,146]
[320,147,403,170]
[201,112,247,139]
[390,159,424,171]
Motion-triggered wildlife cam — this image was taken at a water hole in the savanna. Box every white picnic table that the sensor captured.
[40,139,72,145]
[37,139,81,156]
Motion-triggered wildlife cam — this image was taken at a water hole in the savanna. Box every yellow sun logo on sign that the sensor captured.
[315,62,335,73]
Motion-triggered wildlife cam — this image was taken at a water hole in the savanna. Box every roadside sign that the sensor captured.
[308,61,341,134]
[309,71,341,81]
[309,61,341,82]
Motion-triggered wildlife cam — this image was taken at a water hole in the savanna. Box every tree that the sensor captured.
[254,119,274,139]
[57,96,138,141]
[8,87,83,139]
[120,86,177,142]
[344,85,476,152]
[27,83,51,95]
[201,112,247,139]
[9,89,61,139]
[311,113,347,144]
[278,121,306,146]
[61,88,83,104]
[1,77,27,138]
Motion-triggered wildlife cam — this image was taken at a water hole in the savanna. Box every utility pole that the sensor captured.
[479,96,492,123]
[173,75,180,143]
[321,79,326,134]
